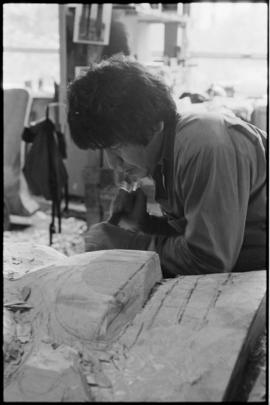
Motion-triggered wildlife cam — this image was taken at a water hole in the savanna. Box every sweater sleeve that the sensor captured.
[154,141,251,276]
[142,213,179,236]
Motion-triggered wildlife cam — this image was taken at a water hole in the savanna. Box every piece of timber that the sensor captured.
[93,271,266,402]
[4,246,162,402]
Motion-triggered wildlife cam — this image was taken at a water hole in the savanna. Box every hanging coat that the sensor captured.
[22,118,68,202]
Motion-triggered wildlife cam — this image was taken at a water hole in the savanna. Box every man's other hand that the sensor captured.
[127,188,147,226]
[84,221,152,252]
[110,188,148,231]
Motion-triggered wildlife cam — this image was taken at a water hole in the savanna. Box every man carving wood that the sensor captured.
[67,55,266,276]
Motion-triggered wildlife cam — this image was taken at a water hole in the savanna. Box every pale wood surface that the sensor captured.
[4,246,162,402]
[95,271,266,402]
[3,243,266,402]
[3,242,68,280]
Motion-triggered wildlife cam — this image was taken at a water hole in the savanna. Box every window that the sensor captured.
[3,4,60,94]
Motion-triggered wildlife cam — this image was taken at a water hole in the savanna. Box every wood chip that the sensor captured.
[4,302,33,311]
[94,371,112,388]
[86,374,96,385]
[16,323,32,343]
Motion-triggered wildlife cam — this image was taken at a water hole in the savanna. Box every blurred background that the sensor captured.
[3,3,267,96]
[3,2,268,251]
[3,3,267,117]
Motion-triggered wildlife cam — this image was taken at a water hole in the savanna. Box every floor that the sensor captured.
[4,198,87,257]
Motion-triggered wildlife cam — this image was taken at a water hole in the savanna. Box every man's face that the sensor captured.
[105,144,150,182]
[104,121,164,182]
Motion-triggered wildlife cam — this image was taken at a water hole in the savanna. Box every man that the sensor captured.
[67,55,266,277]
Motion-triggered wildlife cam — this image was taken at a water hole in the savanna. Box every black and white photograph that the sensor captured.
[3,2,268,403]
[73,4,112,45]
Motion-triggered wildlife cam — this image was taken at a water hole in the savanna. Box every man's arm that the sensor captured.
[84,188,176,253]
[141,213,179,236]
[112,187,178,236]
[151,141,251,276]
[84,140,250,277]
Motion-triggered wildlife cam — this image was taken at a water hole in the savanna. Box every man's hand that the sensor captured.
[84,221,152,252]
[109,188,148,231]
[126,188,147,226]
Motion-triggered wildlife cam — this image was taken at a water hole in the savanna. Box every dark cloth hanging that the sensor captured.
[22,109,68,244]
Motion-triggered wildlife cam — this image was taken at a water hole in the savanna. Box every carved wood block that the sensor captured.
[97,271,266,402]
[4,242,265,402]
[4,245,162,402]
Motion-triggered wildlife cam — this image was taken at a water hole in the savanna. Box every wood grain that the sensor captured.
[96,271,266,402]
[4,243,266,402]
[4,247,162,402]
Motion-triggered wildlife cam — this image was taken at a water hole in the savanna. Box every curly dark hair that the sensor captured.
[67,55,177,149]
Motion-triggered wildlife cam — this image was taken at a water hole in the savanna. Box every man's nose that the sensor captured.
[105,150,124,171]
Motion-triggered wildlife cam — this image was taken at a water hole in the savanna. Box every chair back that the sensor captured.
[4,88,32,214]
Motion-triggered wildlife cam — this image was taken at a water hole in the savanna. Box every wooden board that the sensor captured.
[4,247,162,402]
[92,271,266,402]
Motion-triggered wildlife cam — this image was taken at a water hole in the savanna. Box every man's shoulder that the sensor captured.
[175,111,228,150]
[176,111,224,133]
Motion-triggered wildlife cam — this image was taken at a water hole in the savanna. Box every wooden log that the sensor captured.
[96,271,266,402]
[4,245,162,402]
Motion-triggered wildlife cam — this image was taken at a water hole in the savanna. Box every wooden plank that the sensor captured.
[94,271,266,402]
[4,247,162,402]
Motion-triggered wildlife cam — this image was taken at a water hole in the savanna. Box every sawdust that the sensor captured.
[4,210,87,281]
[4,210,87,256]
